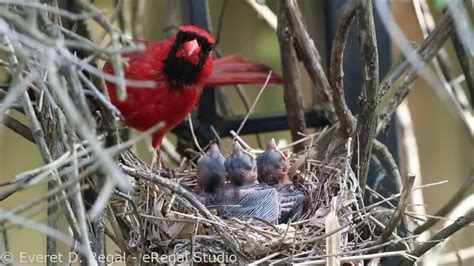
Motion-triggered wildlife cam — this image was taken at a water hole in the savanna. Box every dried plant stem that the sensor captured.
[351,0,380,195]
[188,113,204,154]
[2,33,64,265]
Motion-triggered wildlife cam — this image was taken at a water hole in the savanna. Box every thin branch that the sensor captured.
[0,8,56,46]
[414,170,474,235]
[372,140,403,195]
[413,0,471,111]
[64,10,122,148]
[246,0,277,31]
[329,3,356,137]
[114,0,126,32]
[376,2,473,135]
[351,0,380,195]
[2,114,35,143]
[45,51,130,191]
[164,0,178,38]
[374,174,415,250]
[187,113,204,154]
[294,251,407,265]
[400,211,474,266]
[235,71,272,136]
[131,0,146,39]
[214,0,228,44]
[75,0,127,101]
[451,21,474,104]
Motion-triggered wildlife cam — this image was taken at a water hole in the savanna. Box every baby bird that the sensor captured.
[222,142,280,225]
[224,142,257,186]
[194,144,226,209]
[257,139,306,223]
[257,138,291,185]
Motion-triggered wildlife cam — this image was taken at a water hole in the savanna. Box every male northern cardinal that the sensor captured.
[103,25,280,153]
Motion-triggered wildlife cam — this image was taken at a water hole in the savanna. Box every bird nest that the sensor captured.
[114,138,401,265]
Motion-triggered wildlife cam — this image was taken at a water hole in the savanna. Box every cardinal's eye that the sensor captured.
[176,31,184,41]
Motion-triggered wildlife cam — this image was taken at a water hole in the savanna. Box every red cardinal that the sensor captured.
[103,25,280,152]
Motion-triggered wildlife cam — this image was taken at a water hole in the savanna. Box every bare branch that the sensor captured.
[329,3,356,137]
[351,0,380,195]
[281,0,336,122]
[277,1,307,152]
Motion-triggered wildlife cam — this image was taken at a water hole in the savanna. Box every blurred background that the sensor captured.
[1,0,472,265]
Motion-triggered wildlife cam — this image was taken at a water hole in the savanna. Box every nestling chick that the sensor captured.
[224,142,257,187]
[222,185,280,225]
[194,144,226,208]
[220,142,280,225]
[277,185,306,223]
[257,139,306,223]
[257,138,290,185]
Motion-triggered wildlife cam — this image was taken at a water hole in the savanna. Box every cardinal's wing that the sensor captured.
[206,56,282,87]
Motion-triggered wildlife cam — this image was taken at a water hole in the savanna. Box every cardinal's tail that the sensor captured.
[205,56,282,87]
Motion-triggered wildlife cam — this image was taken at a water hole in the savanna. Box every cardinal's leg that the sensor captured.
[151,148,162,170]
[150,135,164,171]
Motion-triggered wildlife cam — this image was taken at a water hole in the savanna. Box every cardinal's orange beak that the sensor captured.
[183,39,200,57]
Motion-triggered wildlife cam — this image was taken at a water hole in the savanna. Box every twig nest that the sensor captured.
[120,137,368,262]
